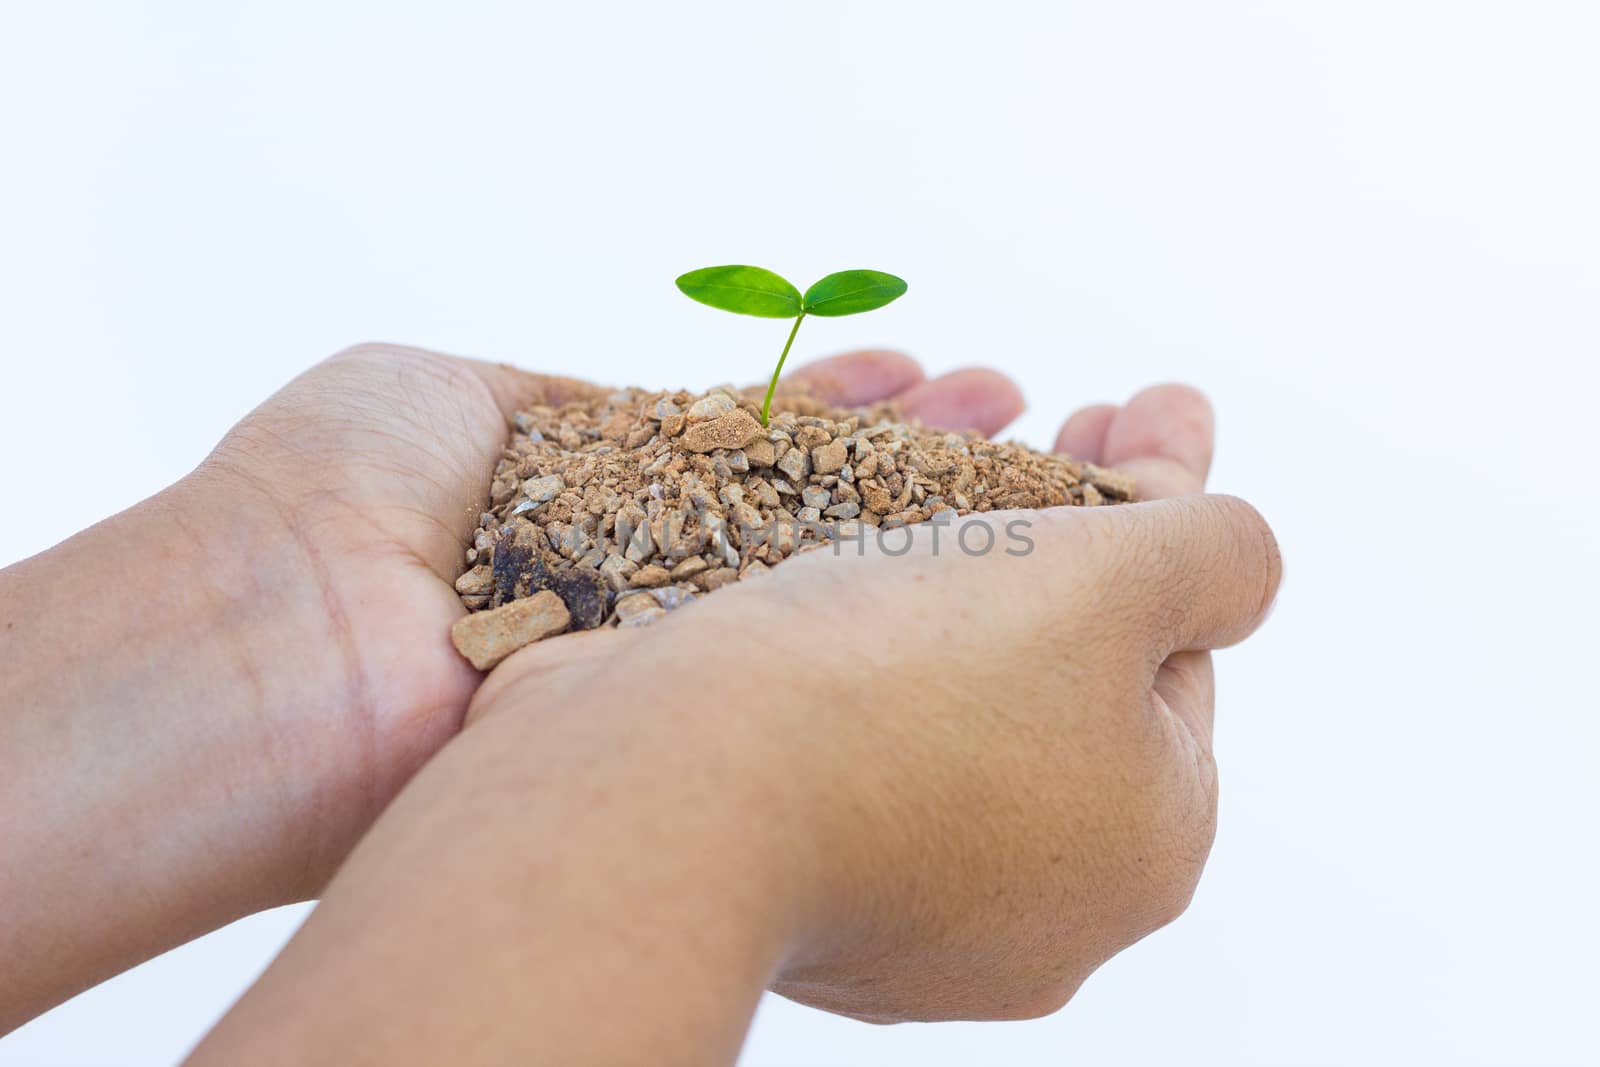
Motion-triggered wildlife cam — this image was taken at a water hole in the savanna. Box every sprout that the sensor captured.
[676,266,908,426]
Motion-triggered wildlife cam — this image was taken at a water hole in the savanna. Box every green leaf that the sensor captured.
[801,270,907,317]
[675,265,803,318]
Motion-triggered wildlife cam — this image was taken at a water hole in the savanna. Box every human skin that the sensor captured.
[186,375,1279,1063]
[0,344,1024,1032]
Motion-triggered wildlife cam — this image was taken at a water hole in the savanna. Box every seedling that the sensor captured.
[676,266,907,426]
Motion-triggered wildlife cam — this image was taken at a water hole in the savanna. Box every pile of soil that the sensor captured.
[449,385,1134,669]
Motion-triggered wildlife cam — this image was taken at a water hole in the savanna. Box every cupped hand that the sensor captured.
[772,384,1270,1023]
[468,382,1279,1024]
[194,343,1024,894]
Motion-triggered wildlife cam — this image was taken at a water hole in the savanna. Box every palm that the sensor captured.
[196,348,577,865]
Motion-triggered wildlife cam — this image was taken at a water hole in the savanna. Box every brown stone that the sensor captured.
[614,592,667,627]
[670,556,709,580]
[745,438,776,467]
[450,591,570,670]
[628,563,671,588]
[453,565,494,597]
[696,567,740,591]
[599,411,634,442]
[812,438,849,475]
[794,425,831,450]
[860,481,895,515]
[679,409,763,453]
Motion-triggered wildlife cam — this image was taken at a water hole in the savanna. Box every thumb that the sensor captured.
[1094,495,1282,656]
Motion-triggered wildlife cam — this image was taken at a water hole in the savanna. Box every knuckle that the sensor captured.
[1140,793,1219,932]
[329,341,419,364]
[1148,870,1203,930]
[1005,979,1085,1021]
[1087,740,1219,942]
[325,343,475,398]
[958,963,1093,1022]
[327,341,457,386]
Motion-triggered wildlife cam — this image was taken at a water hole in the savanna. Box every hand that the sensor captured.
[470,383,1280,1023]
[0,341,1022,1030]
[190,383,1279,1065]
[764,385,1270,1021]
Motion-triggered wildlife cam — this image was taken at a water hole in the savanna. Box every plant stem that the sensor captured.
[761,313,806,426]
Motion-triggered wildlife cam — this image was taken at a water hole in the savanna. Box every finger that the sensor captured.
[1053,403,1118,464]
[1152,650,1215,746]
[782,349,926,406]
[894,368,1026,436]
[1099,384,1215,500]
[1096,494,1282,654]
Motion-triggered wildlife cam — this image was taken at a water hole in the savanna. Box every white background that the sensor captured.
[3,1,1597,1064]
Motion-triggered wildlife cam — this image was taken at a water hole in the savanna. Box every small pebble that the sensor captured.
[686,393,737,422]
[650,585,697,611]
[697,567,739,591]
[776,448,811,481]
[628,563,671,588]
[522,474,565,503]
[670,557,709,580]
[614,592,666,627]
[454,564,494,597]
[811,439,849,475]
[745,438,776,467]
[599,553,636,591]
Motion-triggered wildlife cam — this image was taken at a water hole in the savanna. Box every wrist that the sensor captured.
[146,466,388,896]
[0,475,357,1025]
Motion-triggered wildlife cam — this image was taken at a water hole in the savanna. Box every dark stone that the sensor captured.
[549,567,609,631]
[491,524,550,607]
